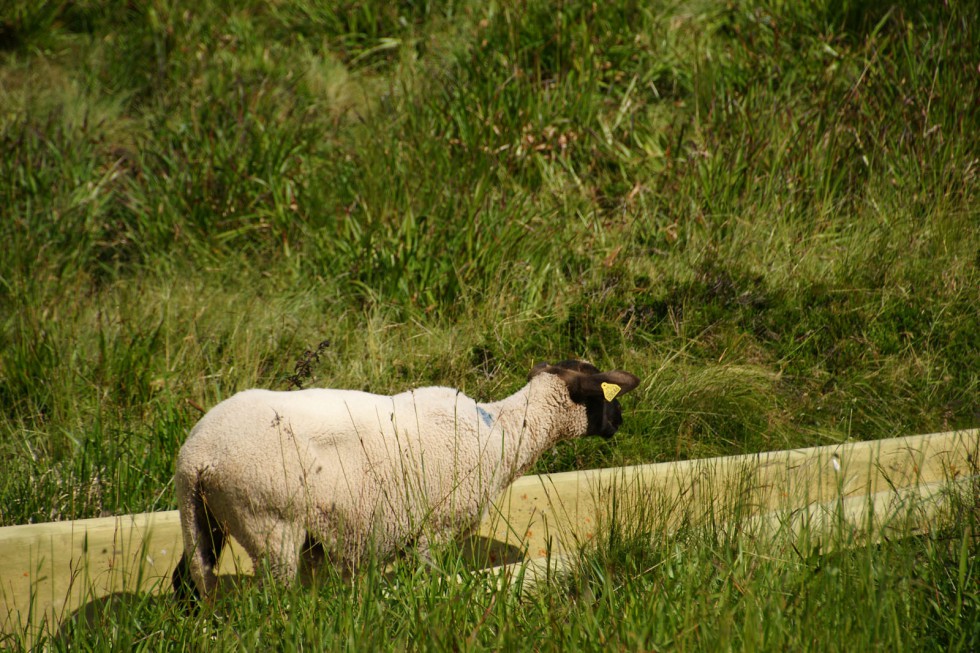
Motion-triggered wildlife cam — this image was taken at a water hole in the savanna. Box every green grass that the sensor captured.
[10,479,980,652]
[1,0,978,649]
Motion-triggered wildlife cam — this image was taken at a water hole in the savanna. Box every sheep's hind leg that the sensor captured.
[235,517,305,587]
[176,479,226,601]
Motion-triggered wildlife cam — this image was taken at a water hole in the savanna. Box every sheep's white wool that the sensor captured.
[174,363,638,598]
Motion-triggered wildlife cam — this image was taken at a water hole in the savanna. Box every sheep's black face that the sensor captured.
[529,359,640,440]
[583,395,624,439]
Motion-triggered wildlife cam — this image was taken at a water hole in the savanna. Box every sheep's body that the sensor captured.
[173,362,639,600]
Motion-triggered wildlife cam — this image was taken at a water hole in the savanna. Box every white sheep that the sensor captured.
[172,360,640,601]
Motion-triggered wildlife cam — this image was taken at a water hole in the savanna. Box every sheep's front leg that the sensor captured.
[415,534,436,565]
[415,527,459,567]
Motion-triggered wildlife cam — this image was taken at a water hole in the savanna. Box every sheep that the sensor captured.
[171,359,640,602]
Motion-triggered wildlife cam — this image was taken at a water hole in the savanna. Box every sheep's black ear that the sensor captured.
[528,362,552,380]
[552,359,601,375]
[571,371,640,402]
[528,362,640,401]
[528,360,602,380]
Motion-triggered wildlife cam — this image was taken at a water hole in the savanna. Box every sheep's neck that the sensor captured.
[480,378,575,487]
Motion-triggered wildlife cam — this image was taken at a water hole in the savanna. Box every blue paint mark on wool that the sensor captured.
[477,406,494,428]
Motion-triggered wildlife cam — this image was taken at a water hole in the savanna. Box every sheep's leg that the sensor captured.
[416,534,435,564]
[415,518,481,568]
[191,521,225,597]
[235,516,305,587]
[176,475,225,599]
[297,533,326,585]
[415,528,455,566]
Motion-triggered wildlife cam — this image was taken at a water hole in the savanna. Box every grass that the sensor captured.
[10,474,980,651]
[0,0,978,649]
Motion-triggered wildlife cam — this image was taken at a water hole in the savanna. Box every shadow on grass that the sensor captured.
[55,591,146,638]
[458,534,526,568]
[48,534,525,642]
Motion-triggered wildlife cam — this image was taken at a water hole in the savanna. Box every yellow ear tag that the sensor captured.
[601,382,621,402]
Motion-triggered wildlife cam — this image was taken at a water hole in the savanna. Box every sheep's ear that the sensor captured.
[528,362,552,380]
[552,359,601,375]
[572,371,640,402]
[528,362,640,402]
[528,360,601,380]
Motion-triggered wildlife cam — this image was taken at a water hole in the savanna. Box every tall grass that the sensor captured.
[11,471,979,651]
[0,0,978,648]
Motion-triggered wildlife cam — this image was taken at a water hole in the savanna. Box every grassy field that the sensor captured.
[1,0,978,649]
